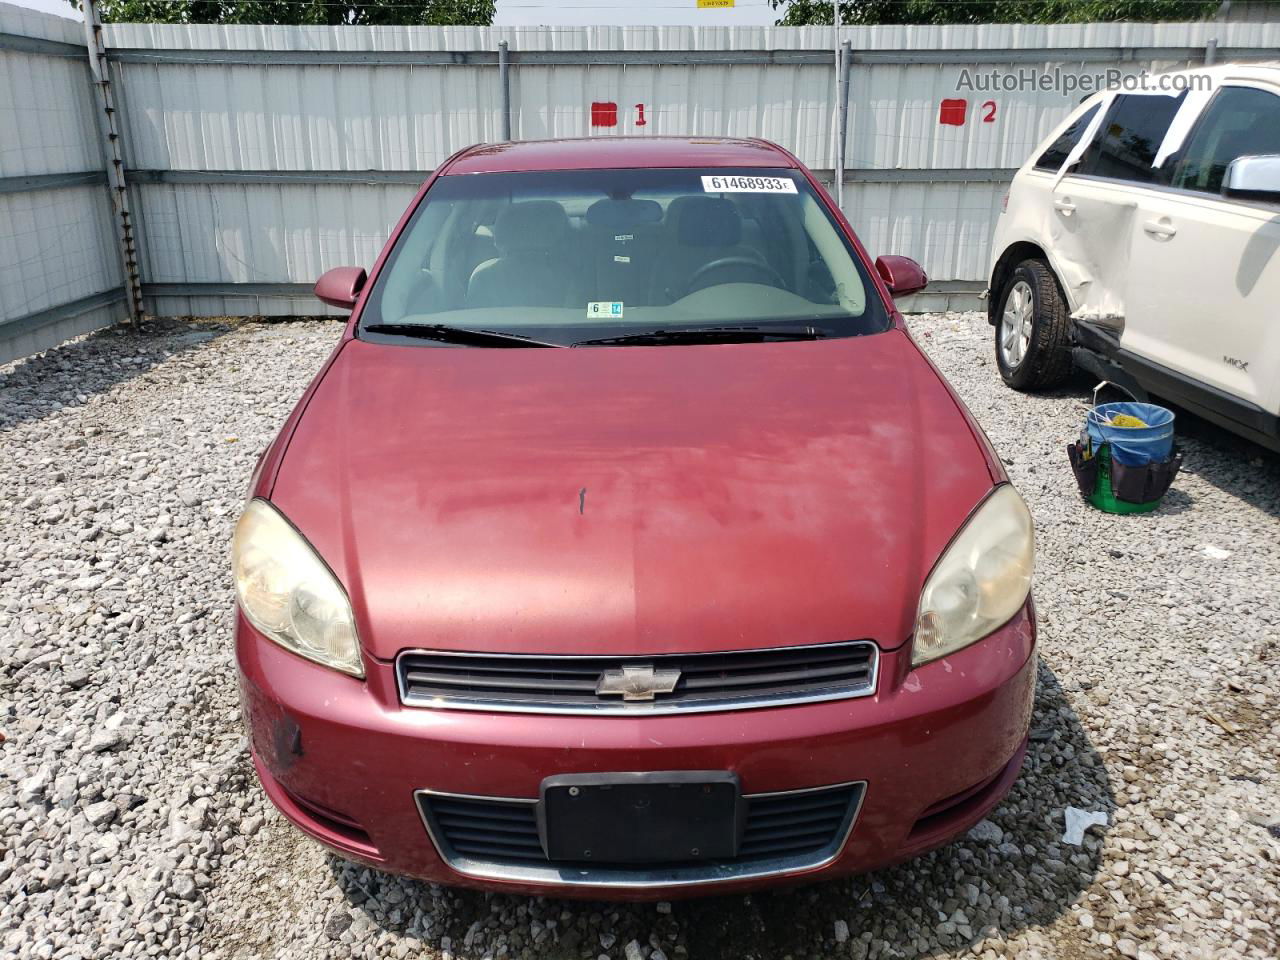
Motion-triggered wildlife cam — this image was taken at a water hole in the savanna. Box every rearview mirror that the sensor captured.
[314,266,368,309]
[1223,155,1280,202]
[875,255,928,298]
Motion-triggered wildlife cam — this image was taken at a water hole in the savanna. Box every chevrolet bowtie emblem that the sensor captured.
[596,664,681,701]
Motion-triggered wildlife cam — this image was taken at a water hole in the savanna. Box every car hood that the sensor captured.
[270,331,996,660]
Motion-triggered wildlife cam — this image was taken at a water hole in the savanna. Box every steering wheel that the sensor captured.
[683,256,786,297]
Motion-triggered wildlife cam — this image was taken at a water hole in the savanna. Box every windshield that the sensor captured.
[359,167,890,346]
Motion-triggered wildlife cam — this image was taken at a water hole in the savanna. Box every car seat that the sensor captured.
[649,196,774,304]
[584,197,663,307]
[467,201,577,308]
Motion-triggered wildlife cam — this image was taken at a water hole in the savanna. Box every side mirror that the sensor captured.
[1223,155,1280,202]
[875,255,928,298]
[314,266,368,309]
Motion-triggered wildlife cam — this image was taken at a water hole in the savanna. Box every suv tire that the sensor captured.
[995,259,1072,390]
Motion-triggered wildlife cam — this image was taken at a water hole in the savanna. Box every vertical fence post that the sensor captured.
[836,39,851,213]
[81,0,143,322]
[833,3,843,210]
[498,40,512,141]
[1204,37,1218,65]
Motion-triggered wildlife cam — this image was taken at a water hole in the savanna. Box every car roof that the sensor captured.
[1152,61,1280,85]
[444,137,796,175]
[1074,61,1280,107]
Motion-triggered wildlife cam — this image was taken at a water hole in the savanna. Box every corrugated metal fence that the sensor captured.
[0,3,127,364]
[3,5,1279,356]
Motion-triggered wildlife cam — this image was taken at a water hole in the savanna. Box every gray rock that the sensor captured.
[325,911,352,940]
[84,801,118,827]
[88,728,123,752]
[170,873,198,901]
[967,819,1004,844]
[239,815,263,836]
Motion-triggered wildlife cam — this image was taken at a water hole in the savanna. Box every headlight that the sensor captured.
[912,485,1034,668]
[232,499,364,678]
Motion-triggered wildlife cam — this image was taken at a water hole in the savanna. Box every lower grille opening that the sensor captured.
[418,782,863,881]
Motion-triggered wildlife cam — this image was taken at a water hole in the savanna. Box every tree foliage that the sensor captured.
[772,0,1224,26]
[81,0,496,26]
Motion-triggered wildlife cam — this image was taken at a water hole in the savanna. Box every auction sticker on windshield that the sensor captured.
[701,175,797,194]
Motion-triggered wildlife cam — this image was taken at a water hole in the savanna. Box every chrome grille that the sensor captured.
[416,782,864,887]
[396,641,878,715]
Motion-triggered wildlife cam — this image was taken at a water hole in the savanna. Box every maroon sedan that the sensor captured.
[232,137,1036,899]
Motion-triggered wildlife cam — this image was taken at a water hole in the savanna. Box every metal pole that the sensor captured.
[498,40,512,141]
[833,3,844,210]
[81,0,143,322]
[837,39,851,214]
[1204,37,1218,65]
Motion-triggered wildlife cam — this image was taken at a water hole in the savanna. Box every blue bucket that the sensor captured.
[1086,402,1175,466]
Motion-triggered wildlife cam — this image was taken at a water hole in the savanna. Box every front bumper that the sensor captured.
[238,603,1036,899]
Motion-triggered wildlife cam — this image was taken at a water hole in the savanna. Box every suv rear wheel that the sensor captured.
[995,259,1072,389]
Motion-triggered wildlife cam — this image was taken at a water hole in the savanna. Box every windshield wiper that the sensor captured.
[572,325,825,347]
[362,323,566,348]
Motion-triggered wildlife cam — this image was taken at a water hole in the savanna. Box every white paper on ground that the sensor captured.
[1062,806,1109,845]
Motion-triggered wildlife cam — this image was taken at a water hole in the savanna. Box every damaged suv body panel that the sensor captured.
[988,64,1280,451]
[1046,180,1136,327]
[988,97,1132,331]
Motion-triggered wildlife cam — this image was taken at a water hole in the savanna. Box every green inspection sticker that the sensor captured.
[587,301,624,318]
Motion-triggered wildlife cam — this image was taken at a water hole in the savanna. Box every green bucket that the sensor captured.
[1088,446,1161,515]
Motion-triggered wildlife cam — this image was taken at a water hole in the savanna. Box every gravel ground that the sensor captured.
[2,312,1277,960]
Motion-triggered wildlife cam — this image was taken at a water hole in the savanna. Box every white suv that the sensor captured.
[987,63,1280,452]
